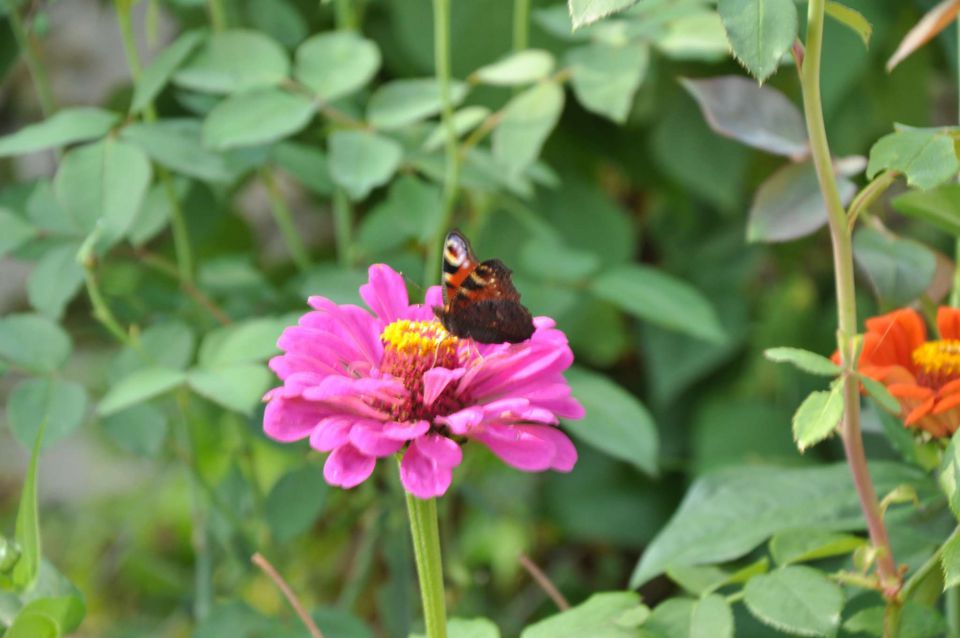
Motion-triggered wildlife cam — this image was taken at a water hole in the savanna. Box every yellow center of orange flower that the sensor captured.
[379,320,463,422]
[912,339,960,388]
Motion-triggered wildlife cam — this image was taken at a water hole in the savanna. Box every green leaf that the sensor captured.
[54,138,152,246]
[567,0,638,29]
[294,31,380,101]
[941,430,960,518]
[198,317,285,367]
[492,81,564,176]
[566,43,648,124]
[0,107,118,157]
[203,88,316,149]
[690,594,733,638]
[654,13,731,62]
[519,238,601,284]
[764,347,840,376]
[174,30,289,94]
[0,207,36,257]
[272,142,334,195]
[792,383,844,452]
[131,30,204,113]
[328,130,403,200]
[8,595,84,637]
[825,1,872,48]
[853,227,936,307]
[590,264,725,343]
[718,0,798,82]
[844,603,944,638]
[668,558,769,596]
[98,367,186,417]
[121,119,233,182]
[681,75,807,157]
[12,419,45,588]
[109,321,195,382]
[100,404,168,458]
[187,364,272,415]
[520,591,643,638]
[867,129,960,190]
[0,313,71,374]
[358,175,442,254]
[769,529,865,566]
[942,531,960,589]
[744,566,843,637]
[860,375,901,414]
[26,243,84,320]
[5,612,57,638]
[747,160,857,243]
[422,106,490,152]
[473,50,555,86]
[7,378,87,451]
[367,78,468,131]
[646,599,694,636]
[565,367,658,476]
[265,465,329,542]
[629,462,922,586]
[893,183,960,236]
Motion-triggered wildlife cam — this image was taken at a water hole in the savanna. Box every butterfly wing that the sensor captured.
[441,230,479,305]
[438,258,534,343]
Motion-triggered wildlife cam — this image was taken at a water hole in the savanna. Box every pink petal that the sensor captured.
[436,406,484,435]
[416,433,463,467]
[534,426,577,471]
[399,435,461,499]
[309,416,354,451]
[349,423,406,457]
[424,285,444,309]
[264,396,327,442]
[423,367,466,406]
[323,444,376,489]
[359,264,410,323]
[383,420,431,441]
[471,424,558,472]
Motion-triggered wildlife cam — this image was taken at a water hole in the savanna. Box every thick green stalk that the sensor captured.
[513,0,531,53]
[207,0,227,31]
[8,6,56,116]
[333,188,354,268]
[424,0,460,288]
[405,493,447,638]
[262,169,312,272]
[334,0,358,30]
[800,0,899,595]
[953,17,960,309]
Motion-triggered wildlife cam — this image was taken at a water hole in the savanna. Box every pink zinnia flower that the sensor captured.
[263,264,583,499]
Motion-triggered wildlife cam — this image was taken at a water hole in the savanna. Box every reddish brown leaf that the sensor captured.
[887,0,960,71]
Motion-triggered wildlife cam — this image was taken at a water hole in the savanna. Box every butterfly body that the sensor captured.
[433,231,535,344]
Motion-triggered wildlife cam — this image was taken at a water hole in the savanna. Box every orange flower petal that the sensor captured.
[934,392,960,414]
[905,396,936,424]
[941,378,960,396]
[887,383,933,400]
[863,309,926,370]
[939,307,960,340]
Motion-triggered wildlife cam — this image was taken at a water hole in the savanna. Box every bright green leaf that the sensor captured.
[0,108,118,157]
[566,43,648,124]
[590,264,726,343]
[174,30,289,94]
[825,1,872,48]
[27,243,84,320]
[0,313,71,374]
[565,367,658,476]
[893,184,960,236]
[131,30,204,113]
[12,419,45,589]
[203,88,316,149]
[473,50,555,86]
[691,594,733,638]
[853,227,936,307]
[5,612,57,638]
[568,0,638,29]
[769,529,865,566]
[718,0,798,82]
[860,375,902,414]
[520,591,643,638]
[492,81,564,176]
[294,31,380,101]
[868,129,960,190]
[7,378,87,451]
[187,364,272,415]
[328,130,403,200]
[792,383,844,452]
[942,532,960,589]
[367,78,468,131]
[198,317,285,368]
[422,106,491,152]
[98,367,186,417]
[743,566,843,637]
[764,347,840,376]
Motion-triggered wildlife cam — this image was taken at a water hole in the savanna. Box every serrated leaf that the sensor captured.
[203,88,316,149]
[743,566,843,637]
[853,227,937,307]
[568,0,638,29]
[294,31,380,101]
[718,0,798,82]
[867,129,960,190]
[0,108,119,157]
[681,75,807,156]
[691,595,733,638]
[764,347,840,376]
[520,591,642,638]
[174,30,289,94]
[940,430,960,518]
[942,531,960,589]
[473,50,555,86]
[328,130,403,200]
[769,529,865,566]
[792,384,844,452]
[492,81,564,177]
[566,43,648,124]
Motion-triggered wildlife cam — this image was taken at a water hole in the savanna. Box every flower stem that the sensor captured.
[8,5,56,117]
[799,0,899,596]
[333,188,354,268]
[262,169,311,272]
[513,0,531,53]
[207,0,227,31]
[424,0,460,289]
[83,268,131,346]
[952,16,960,309]
[405,493,447,638]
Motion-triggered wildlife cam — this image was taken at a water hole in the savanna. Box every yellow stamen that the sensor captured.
[912,339,960,378]
[381,319,458,358]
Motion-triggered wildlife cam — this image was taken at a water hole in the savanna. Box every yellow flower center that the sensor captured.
[912,339,960,387]
[380,319,458,361]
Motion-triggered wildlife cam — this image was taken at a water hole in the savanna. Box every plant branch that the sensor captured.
[518,553,569,611]
[332,188,354,268]
[405,492,447,638]
[8,4,56,117]
[513,0,531,53]
[800,0,899,596]
[424,0,460,289]
[262,169,311,272]
[252,552,325,638]
[847,170,899,232]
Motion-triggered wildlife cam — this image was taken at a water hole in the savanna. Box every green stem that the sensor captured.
[901,526,960,601]
[334,0,357,30]
[207,0,227,31]
[513,0,530,53]
[84,269,131,345]
[948,586,960,638]
[846,169,898,232]
[800,0,899,594]
[262,169,311,272]
[333,188,354,268]
[8,5,56,116]
[115,1,142,77]
[952,16,960,308]
[424,0,460,288]
[405,493,447,638]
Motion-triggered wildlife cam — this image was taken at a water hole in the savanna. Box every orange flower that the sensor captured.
[850,307,960,438]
